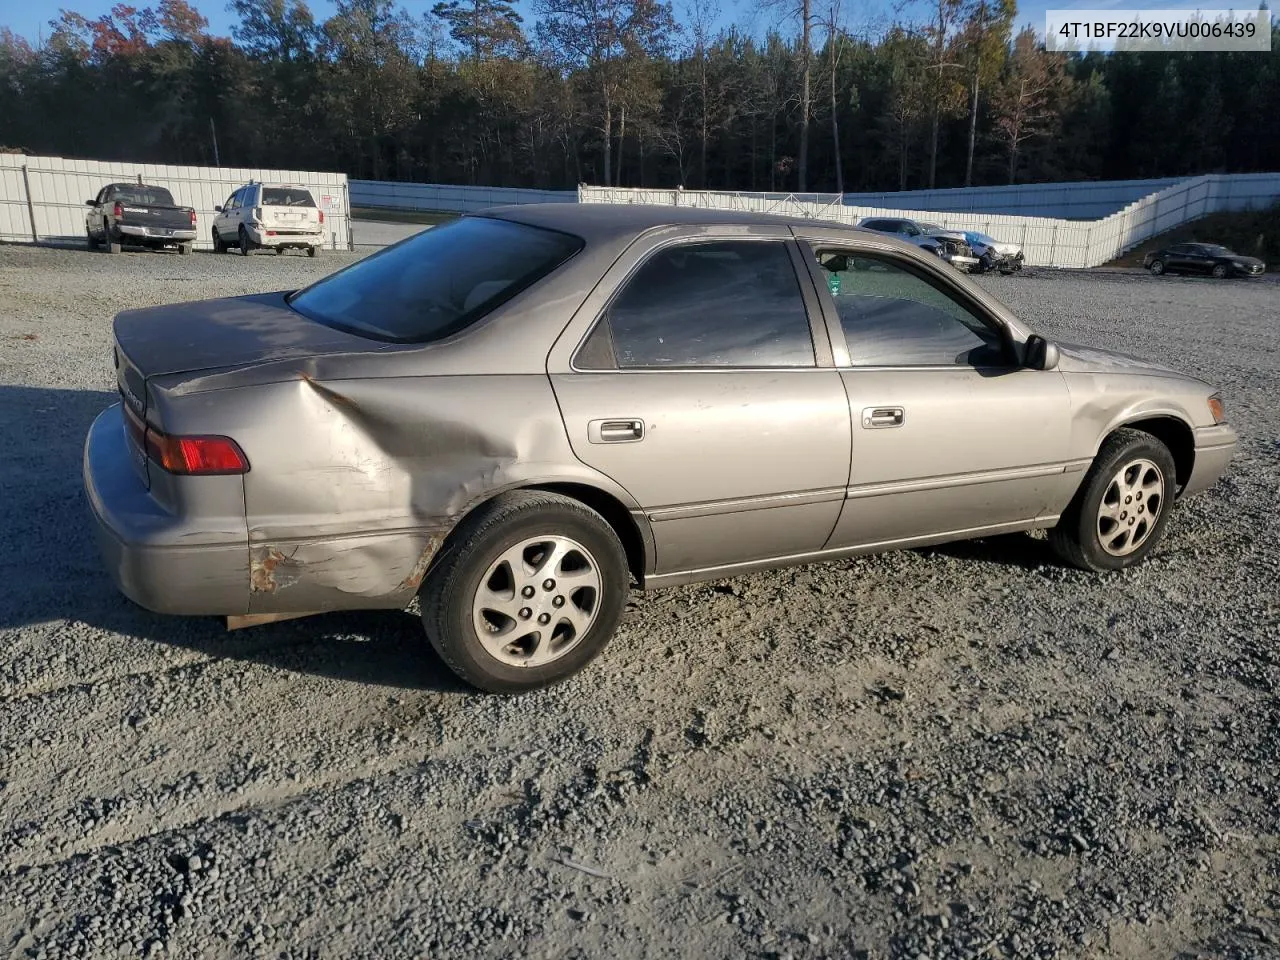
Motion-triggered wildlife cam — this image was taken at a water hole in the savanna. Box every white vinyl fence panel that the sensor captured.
[350,180,574,213]
[580,172,1280,269]
[0,154,351,251]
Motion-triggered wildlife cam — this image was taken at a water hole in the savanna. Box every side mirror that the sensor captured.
[1025,334,1060,371]
[214,205,222,212]
[86,199,95,206]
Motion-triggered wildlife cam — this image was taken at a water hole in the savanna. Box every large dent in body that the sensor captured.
[243,373,579,614]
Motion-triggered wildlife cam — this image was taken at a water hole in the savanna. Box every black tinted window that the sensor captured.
[815,250,1006,367]
[263,187,316,207]
[603,241,814,368]
[288,217,583,343]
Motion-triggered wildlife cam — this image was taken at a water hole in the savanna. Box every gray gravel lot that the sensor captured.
[1,245,1278,960]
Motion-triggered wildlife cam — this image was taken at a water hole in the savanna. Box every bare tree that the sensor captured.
[992,27,1070,183]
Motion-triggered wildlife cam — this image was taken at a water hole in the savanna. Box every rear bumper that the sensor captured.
[117,225,196,242]
[246,226,325,247]
[1182,423,1238,498]
[83,404,249,616]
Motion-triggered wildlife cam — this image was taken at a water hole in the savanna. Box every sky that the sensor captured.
[0,0,1250,48]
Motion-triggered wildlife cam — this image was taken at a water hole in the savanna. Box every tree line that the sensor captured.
[0,0,1277,193]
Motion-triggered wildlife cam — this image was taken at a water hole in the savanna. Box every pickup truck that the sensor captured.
[86,183,198,255]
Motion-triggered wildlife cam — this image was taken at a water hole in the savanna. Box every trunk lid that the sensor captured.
[112,292,388,488]
[112,292,379,379]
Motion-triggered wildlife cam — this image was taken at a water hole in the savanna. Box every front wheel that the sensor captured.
[1049,428,1177,572]
[420,491,629,694]
[1149,259,1165,276]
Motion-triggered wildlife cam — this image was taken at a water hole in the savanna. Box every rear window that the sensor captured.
[287,216,584,343]
[263,187,316,207]
[113,186,176,206]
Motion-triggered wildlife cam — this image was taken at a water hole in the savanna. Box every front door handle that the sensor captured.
[588,418,645,444]
[861,406,905,429]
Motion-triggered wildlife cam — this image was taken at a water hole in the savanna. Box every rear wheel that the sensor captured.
[1149,259,1165,276]
[238,227,254,256]
[1049,428,1177,572]
[1211,263,1228,279]
[307,246,319,258]
[86,230,98,252]
[274,246,284,256]
[420,491,629,694]
[178,242,192,256]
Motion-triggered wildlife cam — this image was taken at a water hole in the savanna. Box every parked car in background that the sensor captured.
[85,183,197,255]
[858,217,979,271]
[213,183,325,257]
[84,204,1236,694]
[1144,243,1266,278]
[963,231,1024,274]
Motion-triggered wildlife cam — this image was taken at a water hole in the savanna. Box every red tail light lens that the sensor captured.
[318,210,325,225]
[144,426,249,475]
[113,202,124,218]
[189,210,197,226]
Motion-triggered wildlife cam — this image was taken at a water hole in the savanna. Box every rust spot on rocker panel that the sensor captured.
[398,531,447,592]
[250,546,301,594]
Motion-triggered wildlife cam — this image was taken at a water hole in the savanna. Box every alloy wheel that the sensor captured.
[1097,458,1165,557]
[471,536,602,667]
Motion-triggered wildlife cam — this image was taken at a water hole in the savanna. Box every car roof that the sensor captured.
[478,202,859,243]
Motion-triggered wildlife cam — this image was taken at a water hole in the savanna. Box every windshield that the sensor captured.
[113,186,176,206]
[287,216,584,343]
[263,187,316,207]
[968,232,995,245]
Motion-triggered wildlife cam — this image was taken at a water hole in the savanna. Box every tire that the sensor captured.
[307,246,319,258]
[238,227,254,256]
[86,230,98,252]
[274,246,284,256]
[1049,428,1178,573]
[106,232,122,255]
[1149,259,1165,276]
[212,228,226,253]
[178,242,192,256]
[420,491,629,694]
[1211,263,1228,279]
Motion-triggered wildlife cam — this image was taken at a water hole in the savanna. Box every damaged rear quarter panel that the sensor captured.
[215,372,625,614]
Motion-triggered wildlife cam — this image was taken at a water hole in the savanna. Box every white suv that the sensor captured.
[212,183,326,257]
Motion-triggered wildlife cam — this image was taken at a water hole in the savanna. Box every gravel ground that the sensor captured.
[1,245,1278,960]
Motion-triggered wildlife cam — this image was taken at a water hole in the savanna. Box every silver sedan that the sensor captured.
[84,204,1237,692]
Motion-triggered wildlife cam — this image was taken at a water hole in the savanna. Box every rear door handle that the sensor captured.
[588,418,645,443]
[861,406,905,429]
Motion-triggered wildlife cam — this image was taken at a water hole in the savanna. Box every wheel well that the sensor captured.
[529,482,647,585]
[1113,416,1194,489]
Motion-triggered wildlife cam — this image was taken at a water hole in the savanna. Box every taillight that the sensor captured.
[318,210,325,225]
[113,202,123,218]
[142,423,249,475]
[189,210,197,226]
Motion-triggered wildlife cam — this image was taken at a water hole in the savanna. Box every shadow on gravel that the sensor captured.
[0,385,468,693]
[915,532,1056,571]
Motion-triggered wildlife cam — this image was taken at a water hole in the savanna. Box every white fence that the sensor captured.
[580,172,1280,268]
[839,177,1186,220]
[0,154,352,251]
[350,180,574,213]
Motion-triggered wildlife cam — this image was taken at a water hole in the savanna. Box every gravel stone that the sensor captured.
[1,247,1278,957]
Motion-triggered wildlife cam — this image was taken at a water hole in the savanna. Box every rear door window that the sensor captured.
[287,216,583,343]
[583,240,815,369]
[263,187,316,207]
